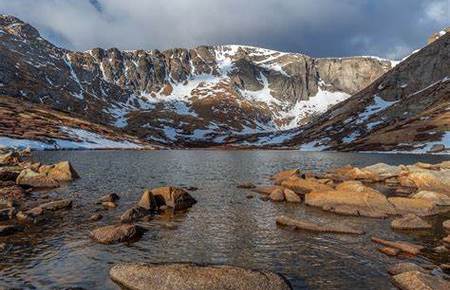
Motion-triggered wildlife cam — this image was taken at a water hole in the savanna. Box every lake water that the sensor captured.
[1,150,450,289]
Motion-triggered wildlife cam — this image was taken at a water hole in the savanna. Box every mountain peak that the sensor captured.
[0,15,40,39]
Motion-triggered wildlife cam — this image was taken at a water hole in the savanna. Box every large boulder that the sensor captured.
[276,215,363,234]
[38,161,79,182]
[391,271,450,290]
[90,224,144,244]
[150,187,196,211]
[281,176,333,194]
[271,169,299,185]
[391,214,432,230]
[410,191,450,206]
[16,169,59,188]
[109,263,292,290]
[305,189,396,218]
[388,197,438,216]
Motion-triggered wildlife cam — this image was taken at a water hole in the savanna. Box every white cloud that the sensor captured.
[423,0,449,24]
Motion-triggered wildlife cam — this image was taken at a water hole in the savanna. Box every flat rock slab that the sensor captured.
[371,237,423,255]
[276,215,364,235]
[391,271,450,290]
[391,214,432,230]
[110,263,292,290]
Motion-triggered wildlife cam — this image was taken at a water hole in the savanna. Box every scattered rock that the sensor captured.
[271,168,299,185]
[281,176,333,194]
[388,197,438,216]
[90,224,144,244]
[0,224,24,236]
[38,161,79,182]
[137,190,158,210]
[98,193,120,203]
[120,207,149,223]
[276,215,364,235]
[378,247,400,256]
[16,168,59,188]
[269,189,285,202]
[391,271,450,290]
[305,188,395,218]
[410,191,450,206]
[388,263,428,275]
[89,213,103,222]
[371,237,424,255]
[251,186,284,195]
[150,187,197,211]
[391,214,432,230]
[109,263,293,290]
[237,182,256,189]
[284,189,301,203]
[102,201,118,209]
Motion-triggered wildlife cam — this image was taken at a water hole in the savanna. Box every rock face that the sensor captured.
[90,224,144,244]
[0,15,393,147]
[109,263,292,290]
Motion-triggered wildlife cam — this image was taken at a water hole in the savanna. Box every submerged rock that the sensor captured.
[109,263,292,290]
[98,193,120,204]
[391,214,432,230]
[90,224,144,244]
[378,247,400,257]
[237,182,256,189]
[391,271,450,290]
[276,215,364,235]
[102,201,118,209]
[371,237,423,255]
[88,213,103,222]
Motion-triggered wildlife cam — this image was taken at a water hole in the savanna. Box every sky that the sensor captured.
[0,0,448,59]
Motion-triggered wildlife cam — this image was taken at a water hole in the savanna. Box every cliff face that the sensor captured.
[254,31,450,153]
[0,15,393,146]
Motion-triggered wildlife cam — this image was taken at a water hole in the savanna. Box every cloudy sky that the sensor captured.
[0,0,448,59]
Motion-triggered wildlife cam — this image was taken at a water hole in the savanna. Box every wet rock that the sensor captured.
[40,199,73,211]
[388,263,428,275]
[281,176,333,194]
[137,190,158,210]
[98,193,120,203]
[284,189,301,203]
[391,271,450,290]
[371,237,423,255]
[428,144,446,153]
[0,224,24,236]
[38,161,79,182]
[410,191,450,206]
[269,189,285,202]
[0,185,25,200]
[16,169,59,188]
[443,220,450,231]
[271,168,299,185]
[102,201,118,209]
[237,182,256,189]
[388,197,438,216]
[391,214,432,230]
[251,185,284,195]
[305,188,395,218]
[276,215,364,235]
[89,213,103,221]
[378,247,400,256]
[120,207,149,223]
[150,187,197,211]
[109,263,293,290]
[90,224,145,244]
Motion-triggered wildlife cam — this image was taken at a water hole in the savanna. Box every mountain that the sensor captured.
[253,30,449,153]
[0,15,394,147]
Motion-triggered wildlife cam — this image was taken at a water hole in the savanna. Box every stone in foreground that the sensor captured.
[391,271,450,290]
[276,215,364,235]
[110,263,292,290]
[391,214,432,230]
[90,224,144,244]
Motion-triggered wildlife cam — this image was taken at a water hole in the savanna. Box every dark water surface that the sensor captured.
[1,150,450,290]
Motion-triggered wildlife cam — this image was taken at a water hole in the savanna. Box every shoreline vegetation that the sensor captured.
[1,149,450,289]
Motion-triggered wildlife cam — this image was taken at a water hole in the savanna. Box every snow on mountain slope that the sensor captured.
[0,15,395,147]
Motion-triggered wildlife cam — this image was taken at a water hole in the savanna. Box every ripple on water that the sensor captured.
[1,150,449,289]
